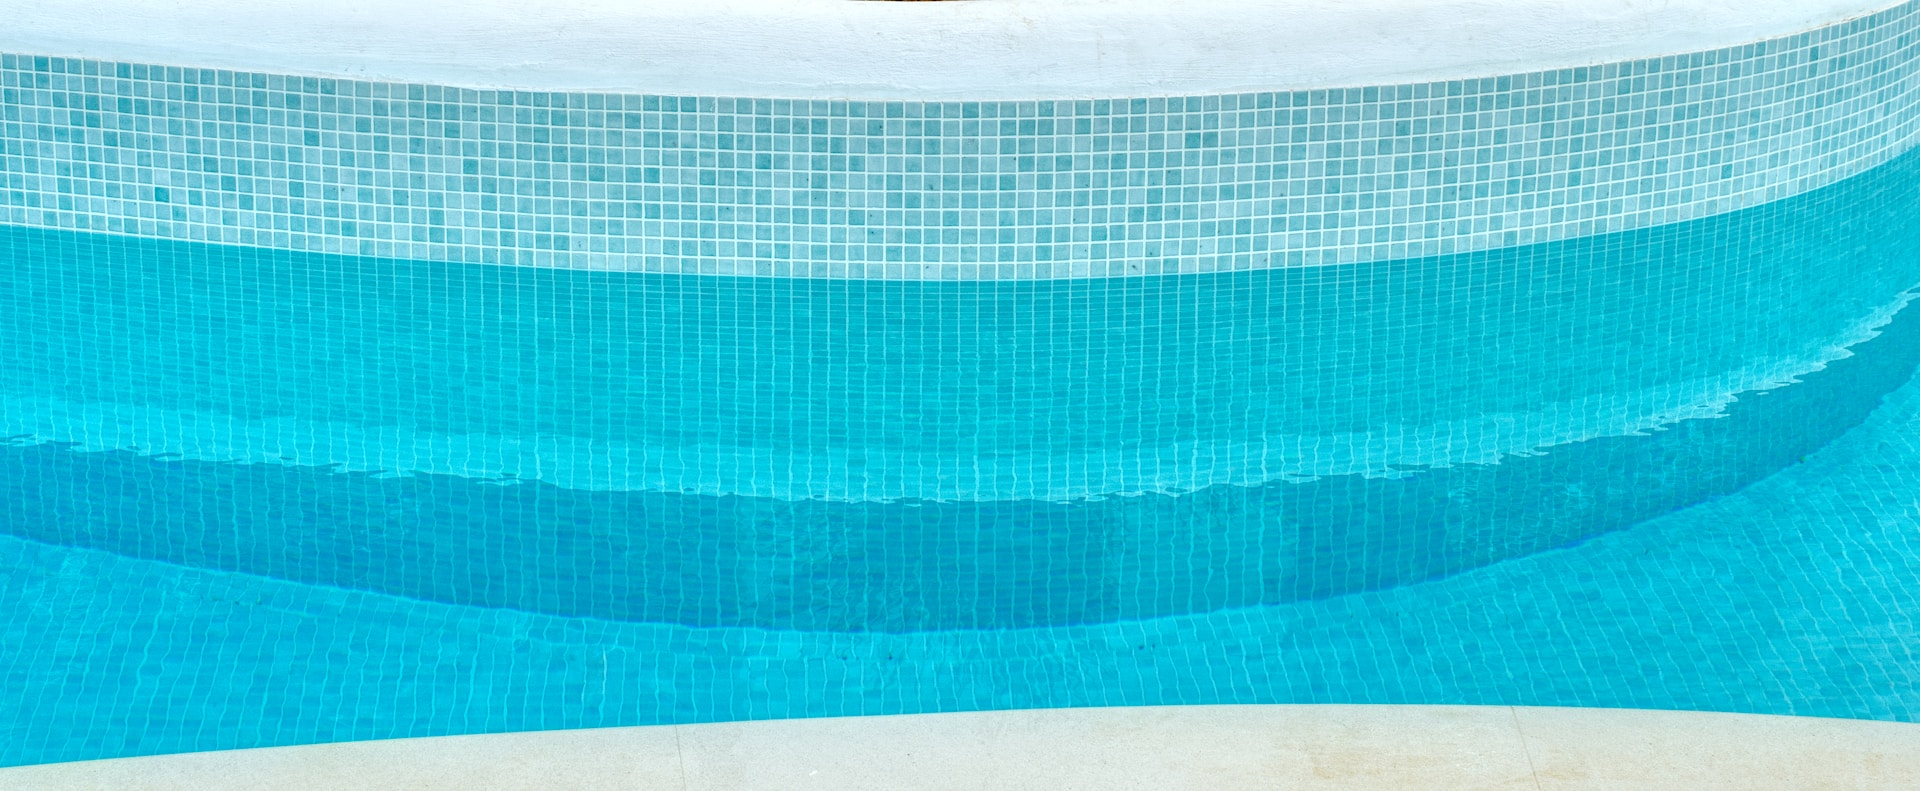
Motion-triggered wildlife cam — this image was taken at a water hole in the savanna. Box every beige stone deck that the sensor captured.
[5,705,1918,789]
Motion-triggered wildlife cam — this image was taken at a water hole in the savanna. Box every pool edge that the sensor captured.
[5,705,1917,789]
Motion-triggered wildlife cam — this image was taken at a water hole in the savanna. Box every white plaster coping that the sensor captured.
[2,0,1901,99]
[5,705,1918,789]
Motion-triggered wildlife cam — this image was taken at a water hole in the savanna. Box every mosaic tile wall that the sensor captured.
[4,1,1920,278]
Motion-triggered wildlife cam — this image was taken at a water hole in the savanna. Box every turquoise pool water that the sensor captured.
[4,143,1920,766]
[5,6,1920,766]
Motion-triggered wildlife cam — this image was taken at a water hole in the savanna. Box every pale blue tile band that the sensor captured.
[4,0,1918,279]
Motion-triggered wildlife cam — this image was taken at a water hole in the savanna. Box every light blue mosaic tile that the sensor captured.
[2,1,1918,278]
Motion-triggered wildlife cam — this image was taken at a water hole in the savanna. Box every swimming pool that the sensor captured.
[4,0,1920,768]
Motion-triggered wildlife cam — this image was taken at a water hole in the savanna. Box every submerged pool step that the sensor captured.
[3,147,1920,630]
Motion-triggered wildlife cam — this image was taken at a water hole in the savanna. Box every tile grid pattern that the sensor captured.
[2,1,1919,279]
[2,0,1920,772]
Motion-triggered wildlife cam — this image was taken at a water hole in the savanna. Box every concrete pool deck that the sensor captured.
[5,0,1895,99]
[5,705,1917,790]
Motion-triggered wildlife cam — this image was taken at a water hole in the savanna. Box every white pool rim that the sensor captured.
[2,0,1901,99]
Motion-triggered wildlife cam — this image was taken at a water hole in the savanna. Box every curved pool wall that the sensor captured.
[4,0,1920,767]
[6,159,1920,633]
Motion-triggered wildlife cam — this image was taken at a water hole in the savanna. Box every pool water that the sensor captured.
[6,2,1920,765]
[4,138,1920,766]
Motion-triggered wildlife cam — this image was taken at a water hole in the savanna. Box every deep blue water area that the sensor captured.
[5,346,1920,765]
